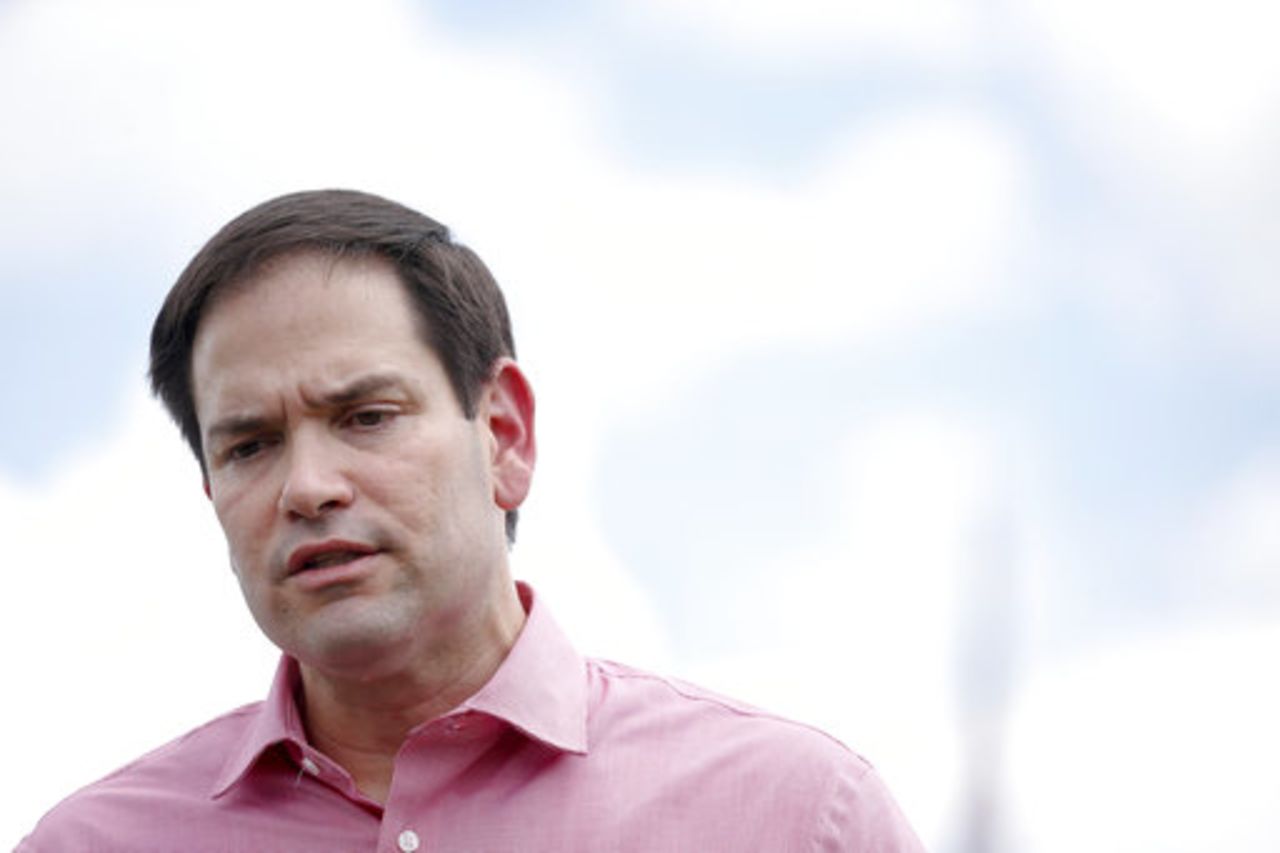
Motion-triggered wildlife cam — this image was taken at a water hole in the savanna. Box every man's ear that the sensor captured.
[484,358,536,511]
[203,477,212,500]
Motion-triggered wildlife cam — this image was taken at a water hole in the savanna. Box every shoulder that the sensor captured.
[17,702,264,852]
[587,656,867,765]
[583,659,925,851]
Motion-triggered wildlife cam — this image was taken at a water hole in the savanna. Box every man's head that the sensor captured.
[150,189,522,540]
[185,250,533,677]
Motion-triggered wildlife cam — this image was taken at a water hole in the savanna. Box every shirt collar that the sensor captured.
[210,581,588,798]
[457,582,589,756]
[210,654,308,798]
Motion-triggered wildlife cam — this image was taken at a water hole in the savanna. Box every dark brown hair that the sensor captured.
[149,189,520,540]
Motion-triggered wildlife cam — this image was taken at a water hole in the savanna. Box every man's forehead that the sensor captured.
[209,368,417,406]
[192,261,427,397]
[193,250,421,351]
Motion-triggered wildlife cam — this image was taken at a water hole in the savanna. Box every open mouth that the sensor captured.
[288,541,378,577]
[301,550,366,571]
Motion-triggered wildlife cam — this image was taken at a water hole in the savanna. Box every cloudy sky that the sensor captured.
[3,1,1278,850]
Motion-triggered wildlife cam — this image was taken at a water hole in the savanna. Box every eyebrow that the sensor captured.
[205,373,414,445]
[310,372,412,408]
[206,414,270,446]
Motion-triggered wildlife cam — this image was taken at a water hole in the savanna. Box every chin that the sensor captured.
[291,608,417,675]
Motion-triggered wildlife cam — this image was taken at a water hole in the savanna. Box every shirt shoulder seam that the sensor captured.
[587,658,873,775]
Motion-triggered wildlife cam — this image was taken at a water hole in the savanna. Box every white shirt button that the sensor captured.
[397,829,421,851]
[299,757,320,776]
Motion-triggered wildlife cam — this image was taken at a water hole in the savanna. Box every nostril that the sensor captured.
[279,475,355,519]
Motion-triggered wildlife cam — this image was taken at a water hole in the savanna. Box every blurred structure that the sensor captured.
[952,508,1019,853]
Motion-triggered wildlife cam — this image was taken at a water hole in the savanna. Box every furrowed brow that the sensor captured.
[206,414,270,445]
[316,373,411,407]
[203,374,413,446]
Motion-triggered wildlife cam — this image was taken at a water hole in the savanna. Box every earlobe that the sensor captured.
[202,477,212,500]
[485,358,536,511]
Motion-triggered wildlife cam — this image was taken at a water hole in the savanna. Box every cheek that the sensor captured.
[372,471,446,532]
[212,484,273,557]
[369,451,482,536]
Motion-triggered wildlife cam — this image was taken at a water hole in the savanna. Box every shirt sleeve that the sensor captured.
[813,760,927,852]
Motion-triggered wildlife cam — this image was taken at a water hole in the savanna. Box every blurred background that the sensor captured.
[2,1,1278,850]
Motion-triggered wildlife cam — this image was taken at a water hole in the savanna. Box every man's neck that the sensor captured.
[296,584,527,804]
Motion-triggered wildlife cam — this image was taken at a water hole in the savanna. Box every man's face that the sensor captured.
[190,252,526,678]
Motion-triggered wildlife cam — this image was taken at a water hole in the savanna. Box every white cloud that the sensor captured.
[1184,449,1280,606]
[619,0,986,66]
[0,0,597,257]
[1020,0,1280,360]
[523,105,1032,420]
[1023,0,1280,168]
[1006,622,1280,852]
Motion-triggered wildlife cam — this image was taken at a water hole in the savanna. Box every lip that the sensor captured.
[289,551,381,592]
[286,539,380,578]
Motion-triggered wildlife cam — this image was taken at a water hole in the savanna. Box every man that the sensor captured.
[20,190,924,851]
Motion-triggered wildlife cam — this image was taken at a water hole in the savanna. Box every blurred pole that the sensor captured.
[952,505,1019,853]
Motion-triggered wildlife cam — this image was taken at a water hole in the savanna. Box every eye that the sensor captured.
[227,439,266,462]
[346,408,395,429]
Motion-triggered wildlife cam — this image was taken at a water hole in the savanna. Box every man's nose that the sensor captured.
[277,433,355,519]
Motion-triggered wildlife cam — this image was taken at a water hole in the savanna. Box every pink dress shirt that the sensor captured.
[20,585,924,852]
